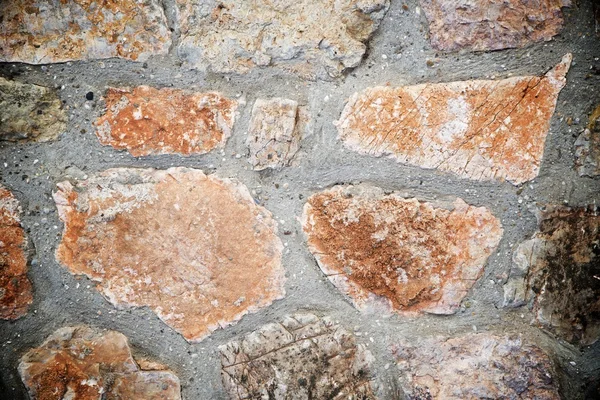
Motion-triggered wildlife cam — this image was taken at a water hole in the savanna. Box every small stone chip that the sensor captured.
[575,104,600,177]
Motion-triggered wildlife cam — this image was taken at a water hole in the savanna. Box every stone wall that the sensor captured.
[1,0,599,399]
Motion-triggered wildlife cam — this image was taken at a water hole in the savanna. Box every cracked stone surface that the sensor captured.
[336,54,571,185]
[392,333,560,399]
[0,185,33,320]
[420,0,570,52]
[176,0,389,80]
[575,104,600,177]
[18,326,181,400]
[247,98,303,171]
[504,205,600,345]
[220,313,377,399]
[302,185,503,315]
[95,87,237,157]
[0,0,171,64]
[53,167,285,342]
[0,77,66,142]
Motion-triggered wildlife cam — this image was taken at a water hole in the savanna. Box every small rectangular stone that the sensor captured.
[575,104,600,177]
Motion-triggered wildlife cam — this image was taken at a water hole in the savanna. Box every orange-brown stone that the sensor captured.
[18,326,181,400]
[95,87,237,157]
[53,167,285,342]
[336,54,571,185]
[0,0,171,63]
[0,185,33,320]
[302,185,503,315]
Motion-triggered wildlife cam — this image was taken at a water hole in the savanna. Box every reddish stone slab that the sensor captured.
[0,185,33,320]
[54,167,285,342]
[95,87,237,157]
[302,185,503,315]
[336,54,571,185]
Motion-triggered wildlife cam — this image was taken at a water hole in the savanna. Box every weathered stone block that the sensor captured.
[53,167,285,342]
[575,104,600,177]
[336,54,571,185]
[302,185,503,315]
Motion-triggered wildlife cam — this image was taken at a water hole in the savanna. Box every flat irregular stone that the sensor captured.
[18,326,181,400]
[247,98,303,170]
[220,313,376,399]
[0,185,33,320]
[575,104,600,176]
[392,333,560,399]
[420,0,570,52]
[504,206,600,345]
[53,167,285,342]
[176,0,389,80]
[0,0,171,63]
[302,185,503,315]
[0,77,66,142]
[95,87,237,156]
[336,54,571,185]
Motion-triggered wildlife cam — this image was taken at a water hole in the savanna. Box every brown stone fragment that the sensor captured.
[0,0,171,63]
[420,0,570,52]
[176,0,389,80]
[220,313,377,399]
[302,185,503,315]
[504,206,600,345]
[95,87,237,157]
[0,77,66,142]
[247,98,303,170]
[575,104,600,176]
[18,326,181,400]
[53,167,285,342]
[336,54,571,185]
[0,185,33,320]
[392,333,560,399]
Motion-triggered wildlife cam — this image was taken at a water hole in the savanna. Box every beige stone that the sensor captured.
[95,87,237,157]
[18,326,181,400]
[53,167,285,342]
[336,54,571,185]
[0,0,171,63]
[220,313,376,399]
[176,0,389,80]
[575,104,600,176]
[302,185,503,315]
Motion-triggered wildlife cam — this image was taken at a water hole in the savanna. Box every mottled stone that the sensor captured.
[95,87,237,157]
[0,77,66,142]
[247,98,303,170]
[18,326,181,400]
[504,206,600,345]
[336,54,571,185]
[54,167,285,342]
[392,333,560,399]
[0,0,171,63]
[420,0,570,52]
[220,313,376,399]
[302,185,502,315]
[176,0,389,80]
[575,104,600,176]
[0,185,33,320]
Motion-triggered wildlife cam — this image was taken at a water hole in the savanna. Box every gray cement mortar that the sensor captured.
[1,0,599,398]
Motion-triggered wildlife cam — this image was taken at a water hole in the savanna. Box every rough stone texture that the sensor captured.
[420,0,570,52]
[0,77,66,142]
[53,167,285,342]
[336,54,571,185]
[247,98,303,170]
[575,104,600,176]
[95,87,237,157]
[220,313,376,399]
[0,185,33,320]
[18,326,181,400]
[176,0,390,80]
[0,0,171,64]
[392,333,560,399]
[504,206,600,346]
[302,185,503,315]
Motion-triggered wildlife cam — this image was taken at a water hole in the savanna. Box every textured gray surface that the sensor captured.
[0,0,599,398]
